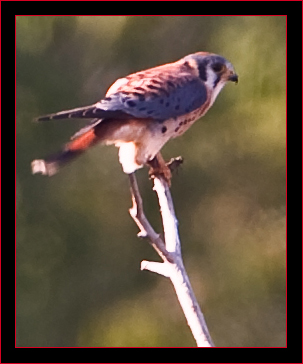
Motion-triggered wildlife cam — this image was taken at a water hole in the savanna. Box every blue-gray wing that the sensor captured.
[101,77,208,121]
[35,65,208,139]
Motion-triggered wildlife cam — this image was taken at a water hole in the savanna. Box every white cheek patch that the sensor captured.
[117,142,143,174]
[205,68,217,90]
[205,68,227,106]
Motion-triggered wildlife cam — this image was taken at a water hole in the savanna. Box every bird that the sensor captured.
[31,52,238,183]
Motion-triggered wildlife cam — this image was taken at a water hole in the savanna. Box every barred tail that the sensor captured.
[31,129,98,176]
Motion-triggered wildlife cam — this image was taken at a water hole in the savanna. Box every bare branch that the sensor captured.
[140,260,171,277]
[128,173,174,263]
[128,172,215,347]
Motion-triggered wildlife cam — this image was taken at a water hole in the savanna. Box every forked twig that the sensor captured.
[128,173,174,263]
[128,170,214,347]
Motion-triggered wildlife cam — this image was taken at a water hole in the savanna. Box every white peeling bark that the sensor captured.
[129,173,214,347]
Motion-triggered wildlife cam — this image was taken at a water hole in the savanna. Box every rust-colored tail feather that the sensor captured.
[31,129,99,176]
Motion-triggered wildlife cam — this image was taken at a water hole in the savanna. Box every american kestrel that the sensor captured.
[31,52,238,181]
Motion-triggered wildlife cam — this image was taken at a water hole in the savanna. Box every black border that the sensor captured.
[4,1,301,363]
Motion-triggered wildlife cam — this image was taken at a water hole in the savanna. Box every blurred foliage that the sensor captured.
[16,16,286,347]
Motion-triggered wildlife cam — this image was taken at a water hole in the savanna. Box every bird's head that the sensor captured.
[183,52,238,105]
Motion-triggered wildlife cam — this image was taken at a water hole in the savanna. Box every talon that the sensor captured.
[167,156,183,173]
[149,166,172,186]
[148,152,172,186]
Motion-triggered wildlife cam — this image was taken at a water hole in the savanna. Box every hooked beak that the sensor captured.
[229,73,238,84]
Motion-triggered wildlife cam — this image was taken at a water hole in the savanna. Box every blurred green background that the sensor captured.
[16,16,286,347]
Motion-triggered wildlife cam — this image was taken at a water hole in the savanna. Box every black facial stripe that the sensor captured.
[213,75,221,88]
[197,60,209,81]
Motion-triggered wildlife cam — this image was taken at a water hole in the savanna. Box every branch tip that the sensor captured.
[140,260,170,277]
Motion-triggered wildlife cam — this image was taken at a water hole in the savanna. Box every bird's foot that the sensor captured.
[166,156,183,174]
[149,164,172,186]
[148,153,183,187]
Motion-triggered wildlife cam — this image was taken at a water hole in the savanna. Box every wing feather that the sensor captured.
[35,59,208,133]
[104,61,208,121]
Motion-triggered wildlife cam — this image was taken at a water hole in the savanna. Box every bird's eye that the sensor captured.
[211,63,225,73]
